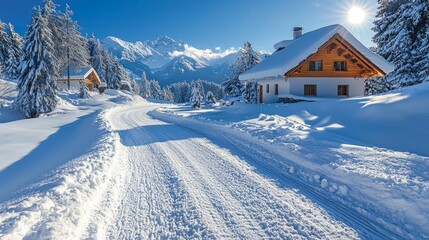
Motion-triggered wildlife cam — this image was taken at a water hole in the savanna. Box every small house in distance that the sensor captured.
[239,24,395,103]
[57,67,101,91]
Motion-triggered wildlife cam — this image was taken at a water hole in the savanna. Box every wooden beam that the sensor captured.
[333,35,385,76]
[326,43,338,53]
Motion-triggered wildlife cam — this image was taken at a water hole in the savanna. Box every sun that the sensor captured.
[348,6,366,24]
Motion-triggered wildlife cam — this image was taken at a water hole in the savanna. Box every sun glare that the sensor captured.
[348,6,366,24]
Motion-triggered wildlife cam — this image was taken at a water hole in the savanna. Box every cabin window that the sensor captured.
[275,84,279,95]
[338,85,348,96]
[334,61,347,71]
[304,85,317,96]
[266,84,270,93]
[309,60,323,71]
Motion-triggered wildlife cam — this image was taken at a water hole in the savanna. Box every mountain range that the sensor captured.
[102,36,269,86]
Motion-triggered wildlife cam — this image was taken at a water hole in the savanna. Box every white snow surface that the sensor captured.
[239,24,395,81]
[157,82,429,238]
[0,82,428,239]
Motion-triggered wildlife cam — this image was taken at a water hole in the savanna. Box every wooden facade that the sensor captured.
[83,71,101,91]
[57,68,101,91]
[285,34,386,79]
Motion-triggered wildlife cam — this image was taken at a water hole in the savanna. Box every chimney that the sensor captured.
[293,27,303,40]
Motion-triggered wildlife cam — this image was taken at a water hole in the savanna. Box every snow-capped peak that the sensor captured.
[102,36,239,69]
[146,35,178,48]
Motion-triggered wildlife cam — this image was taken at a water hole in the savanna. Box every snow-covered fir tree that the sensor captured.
[236,41,260,75]
[414,0,429,83]
[163,87,174,101]
[192,80,205,99]
[110,57,130,89]
[4,23,23,79]
[0,61,3,79]
[222,76,242,98]
[242,81,258,103]
[79,83,91,98]
[150,80,164,100]
[222,41,260,98]
[40,0,64,72]
[60,4,90,88]
[0,20,10,71]
[372,0,429,88]
[166,80,223,103]
[167,82,191,103]
[364,77,392,95]
[101,49,116,88]
[88,34,131,90]
[139,71,151,98]
[88,35,106,82]
[130,78,139,95]
[16,8,58,118]
[190,87,202,109]
[206,91,217,105]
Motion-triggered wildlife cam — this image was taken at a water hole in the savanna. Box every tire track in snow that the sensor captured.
[105,103,360,239]
[106,106,217,239]
[152,106,408,239]
[153,124,358,239]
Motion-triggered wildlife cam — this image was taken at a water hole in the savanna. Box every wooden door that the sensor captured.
[258,85,263,103]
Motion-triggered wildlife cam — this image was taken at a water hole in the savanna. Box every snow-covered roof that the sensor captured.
[98,82,107,88]
[273,40,293,50]
[60,67,99,80]
[239,24,395,81]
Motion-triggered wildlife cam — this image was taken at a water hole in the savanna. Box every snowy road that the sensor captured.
[88,102,403,239]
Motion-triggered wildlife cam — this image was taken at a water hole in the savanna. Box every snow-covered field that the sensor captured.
[0,79,428,239]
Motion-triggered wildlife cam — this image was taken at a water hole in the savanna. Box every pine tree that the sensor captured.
[416,28,429,83]
[149,79,164,99]
[130,77,139,95]
[16,9,58,118]
[222,41,260,98]
[139,71,151,98]
[414,0,429,83]
[4,23,23,79]
[235,41,260,75]
[111,57,130,89]
[163,87,173,101]
[372,0,429,88]
[61,4,90,89]
[40,0,63,72]
[167,81,191,103]
[206,91,217,105]
[222,76,242,97]
[102,50,115,88]
[0,61,3,79]
[192,80,205,99]
[79,83,91,98]
[190,87,202,109]
[0,20,11,71]
[88,34,130,90]
[242,81,258,103]
[364,77,392,95]
[88,35,106,82]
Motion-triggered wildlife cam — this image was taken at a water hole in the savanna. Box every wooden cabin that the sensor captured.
[57,67,102,91]
[239,25,395,103]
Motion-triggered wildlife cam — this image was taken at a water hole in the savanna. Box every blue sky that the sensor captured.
[0,0,379,51]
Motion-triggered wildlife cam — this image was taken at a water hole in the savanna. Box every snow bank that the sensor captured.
[0,89,139,239]
[0,112,126,239]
